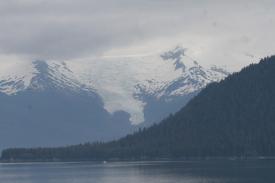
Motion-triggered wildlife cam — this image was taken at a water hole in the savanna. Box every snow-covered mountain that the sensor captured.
[0,46,229,124]
[0,46,229,149]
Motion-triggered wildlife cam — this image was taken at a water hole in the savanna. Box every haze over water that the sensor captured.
[0,160,275,183]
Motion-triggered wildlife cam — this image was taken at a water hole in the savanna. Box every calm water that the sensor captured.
[0,160,275,183]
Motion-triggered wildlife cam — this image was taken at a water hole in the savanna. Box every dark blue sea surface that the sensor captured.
[0,160,275,183]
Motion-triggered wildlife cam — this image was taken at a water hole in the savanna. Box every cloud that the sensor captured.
[0,0,275,69]
[0,0,188,60]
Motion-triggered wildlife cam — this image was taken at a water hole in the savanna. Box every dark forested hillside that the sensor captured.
[2,56,275,162]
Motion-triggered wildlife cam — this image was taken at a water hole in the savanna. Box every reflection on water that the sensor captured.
[0,160,275,183]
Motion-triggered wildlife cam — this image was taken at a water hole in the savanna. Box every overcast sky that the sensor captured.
[0,0,275,70]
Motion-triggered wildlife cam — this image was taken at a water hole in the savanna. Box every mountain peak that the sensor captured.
[29,60,88,92]
[32,60,48,71]
[160,46,198,71]
[161,46,185,60]
[0,48,229,124]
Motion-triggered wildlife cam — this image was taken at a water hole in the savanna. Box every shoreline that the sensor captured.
[2,156,275,164]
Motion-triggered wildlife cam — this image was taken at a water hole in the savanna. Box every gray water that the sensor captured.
[0,160,275,183]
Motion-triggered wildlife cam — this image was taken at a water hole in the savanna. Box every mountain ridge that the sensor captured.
[0,46,229,124]
[0,47,229,150]
[3,55,274,161]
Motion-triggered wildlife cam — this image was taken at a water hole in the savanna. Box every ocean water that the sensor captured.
[0,160,275,183]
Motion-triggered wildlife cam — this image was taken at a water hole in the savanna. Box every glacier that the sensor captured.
[0,46,229,124]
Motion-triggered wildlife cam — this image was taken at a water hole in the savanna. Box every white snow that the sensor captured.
[0,60,36,94]
[65,49,228,124]
[0,47,229,124]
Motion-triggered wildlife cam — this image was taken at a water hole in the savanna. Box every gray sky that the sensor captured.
[0,0,275,70]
